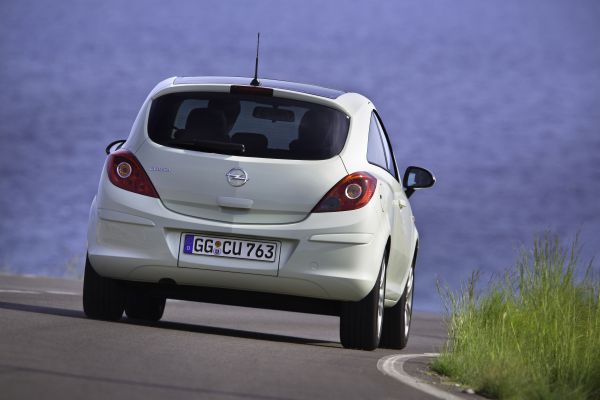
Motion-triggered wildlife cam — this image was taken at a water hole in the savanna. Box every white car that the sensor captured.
[84,76,434,350]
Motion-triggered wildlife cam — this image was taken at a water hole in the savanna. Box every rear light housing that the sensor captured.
[312,172,377,212]
[106,150,159,198]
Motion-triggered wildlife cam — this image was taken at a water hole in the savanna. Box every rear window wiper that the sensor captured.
[168,140,245,155]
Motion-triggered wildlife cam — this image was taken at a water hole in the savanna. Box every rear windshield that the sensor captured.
[147,92,350,160]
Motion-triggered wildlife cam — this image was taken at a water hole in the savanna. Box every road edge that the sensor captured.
[377,353,465,400]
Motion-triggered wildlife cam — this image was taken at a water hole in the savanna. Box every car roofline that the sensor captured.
[146,76,372,117]
[172,76,346,99]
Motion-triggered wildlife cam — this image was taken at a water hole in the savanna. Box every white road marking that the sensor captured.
[0,289,39,294]
[0,289,80,296]
[44,290,80,296]
[377,353,465,400]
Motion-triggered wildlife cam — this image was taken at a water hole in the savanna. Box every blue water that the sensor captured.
[1,0,599,312]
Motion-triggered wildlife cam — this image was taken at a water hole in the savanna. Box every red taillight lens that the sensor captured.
[106,150,159,198]
[312,172,377,212]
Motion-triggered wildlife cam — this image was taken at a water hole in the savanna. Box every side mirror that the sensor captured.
[105,139,126,155]
[403,166,435,198]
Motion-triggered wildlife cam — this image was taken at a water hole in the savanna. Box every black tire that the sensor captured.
[83,256,125,321]
[340,254,387,351]
[125,292,166,322]
[380,265,414,349]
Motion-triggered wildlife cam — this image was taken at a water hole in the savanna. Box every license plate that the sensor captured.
[182,234,278,262]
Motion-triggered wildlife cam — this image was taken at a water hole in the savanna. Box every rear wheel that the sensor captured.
[340,254,387,351]
[125,292,166,322]
[380,265,414,349]
[83,256,125,321]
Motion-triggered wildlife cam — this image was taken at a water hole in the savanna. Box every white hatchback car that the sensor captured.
[84,76,434,350]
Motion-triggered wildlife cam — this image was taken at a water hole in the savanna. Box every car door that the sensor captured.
[367,112,414,301]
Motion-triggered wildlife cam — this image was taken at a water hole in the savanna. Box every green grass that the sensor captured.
[432,234,600,399]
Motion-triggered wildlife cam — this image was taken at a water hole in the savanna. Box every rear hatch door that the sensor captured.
[136,141,348,224]
[136,89,351,224]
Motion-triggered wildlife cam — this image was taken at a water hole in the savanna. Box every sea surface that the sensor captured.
[1,0,599,312]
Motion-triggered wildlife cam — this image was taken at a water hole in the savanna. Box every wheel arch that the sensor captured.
[412,239,419,268]
[383,236,417,307]
[384,236,392,263]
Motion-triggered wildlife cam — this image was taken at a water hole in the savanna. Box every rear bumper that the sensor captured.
[88,180,389,302]
[119,279,342,316]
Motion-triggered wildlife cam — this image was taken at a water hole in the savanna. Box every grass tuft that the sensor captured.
[433,233,600,399]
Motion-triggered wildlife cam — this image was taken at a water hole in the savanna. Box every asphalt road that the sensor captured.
[0,274,448,400]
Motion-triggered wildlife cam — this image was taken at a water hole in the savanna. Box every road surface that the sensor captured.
[0,274,449,400]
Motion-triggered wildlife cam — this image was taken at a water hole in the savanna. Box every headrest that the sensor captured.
[208,98,241,133]
[185,108,228,141]
[298,110,332,143]
[208,98,241,119]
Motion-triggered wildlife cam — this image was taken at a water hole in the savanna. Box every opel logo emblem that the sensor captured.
[226,168,249,187]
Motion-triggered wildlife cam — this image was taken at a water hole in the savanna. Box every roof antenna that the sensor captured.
[250,32,261,86]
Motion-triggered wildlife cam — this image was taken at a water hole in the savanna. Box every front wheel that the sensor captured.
[380,265,414,349]
[339,254,387,351]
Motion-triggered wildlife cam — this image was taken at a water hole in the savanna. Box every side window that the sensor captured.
[374,114,399,180]
[367,114,388,170]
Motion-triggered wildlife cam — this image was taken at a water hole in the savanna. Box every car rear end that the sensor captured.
[87,77,387,305]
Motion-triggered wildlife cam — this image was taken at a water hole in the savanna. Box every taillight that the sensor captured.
[312,172,377,212]
[106,150,159,198]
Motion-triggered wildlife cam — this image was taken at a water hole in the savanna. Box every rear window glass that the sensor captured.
[147,92,350,160]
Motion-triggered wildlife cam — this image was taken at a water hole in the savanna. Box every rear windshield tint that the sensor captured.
[147,92,350,160]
